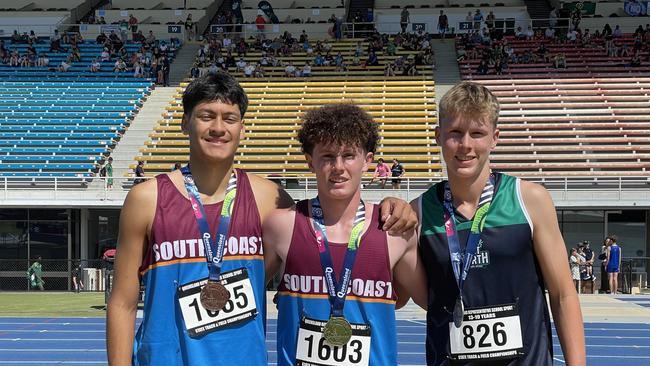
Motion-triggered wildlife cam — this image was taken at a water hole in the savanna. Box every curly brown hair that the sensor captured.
[298,103,378,155]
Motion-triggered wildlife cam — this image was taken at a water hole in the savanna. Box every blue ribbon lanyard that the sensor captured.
[310,197,366,318]
[181,166,237,282]
[442,175,495,302]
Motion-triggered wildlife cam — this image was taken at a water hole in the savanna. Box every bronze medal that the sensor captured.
[200,281,230,312]
[453,297,465,328]
[323,316,352,346]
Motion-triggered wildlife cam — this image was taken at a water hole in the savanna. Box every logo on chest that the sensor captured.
[470,239,491,269]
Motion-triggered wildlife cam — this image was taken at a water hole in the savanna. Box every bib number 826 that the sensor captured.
[462,321,507,349]
[304,335,363,363]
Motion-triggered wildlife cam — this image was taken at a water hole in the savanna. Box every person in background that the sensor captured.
[27,256,45,291]
[570,248,584,291]
[106,157,114,189]
[390,158,405,189]
[134,160,145,185]
[72,260,84,293]
[366,157,390,188]
[598,237,610,293]
[606,235,622,294]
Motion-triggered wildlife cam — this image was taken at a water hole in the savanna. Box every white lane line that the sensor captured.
[406,319,427,325]
[553,357,566,364]
[0,349,105,352]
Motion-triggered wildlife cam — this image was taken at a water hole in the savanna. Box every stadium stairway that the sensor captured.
[106,87,178,186]
[168,43,201,86]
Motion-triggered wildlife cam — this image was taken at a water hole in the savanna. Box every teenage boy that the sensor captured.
[107,73,416,365]
[414,82,586,365]
[263,103,427,366]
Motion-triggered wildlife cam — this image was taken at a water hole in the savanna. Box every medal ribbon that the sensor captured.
[443,174,495,303]
[310,197,365,318]
[181,166,237,282]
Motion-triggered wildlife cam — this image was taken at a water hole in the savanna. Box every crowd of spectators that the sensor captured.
[1,26,178,85]
[190,28,435,78]
[457,7,650,76]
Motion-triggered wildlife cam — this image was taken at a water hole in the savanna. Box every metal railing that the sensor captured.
[2,175,650,203]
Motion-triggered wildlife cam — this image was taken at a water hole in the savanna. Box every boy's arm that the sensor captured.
[262,208,296,284]
[522,180,586,366]
[106,181,156,366]
[391,231,428,310]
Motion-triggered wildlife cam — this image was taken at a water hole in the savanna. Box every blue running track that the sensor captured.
[0,318,648,365]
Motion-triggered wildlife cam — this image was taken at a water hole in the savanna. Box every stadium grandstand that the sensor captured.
[0,0,649,363]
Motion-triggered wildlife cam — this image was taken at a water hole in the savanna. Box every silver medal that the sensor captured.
[453,297,464,328]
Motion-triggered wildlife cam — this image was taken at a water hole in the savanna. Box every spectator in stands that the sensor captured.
[133,161,145,185]
[50,30,65,53]
[620,43,631,58]
[536,43,550,63]
[243,62,256,77]
[254,64,265,78]
[235,57,247,72]
[438,10,449,41]
[366,50,379,66]
[570,8,581,31]
[554,52,566,68]
[390,159,405,189]
[545,27,555,40]
[133,60,144,77]
[494,56,504,75]
[27,256,45,291]
[525,26,534,40]
[613,25,622,38]
[128,14,138,34]
[400,7,410,33]
[607,41,618,57]
[98,16,106,24]
[172,162,182,171]
[384,62,395,76]
[631,51,642,67]
[146,31,156,47]
[37,53,49,68]
[185,13,196,41]
[11,30,21,43]
[70,45,81,62]
[549,7,558,28]
[106,157,114,189]
[473,9,484,30]
[89,58,101,72]
[285,62,296,77]
[58,57,72,72]
[190,63,200,78]
[207,62,219,74]
[367,158,390,188]
[567,28,578,43]
[477,59,489,75]
[301,61,312,77]
[28,30,39,44]
[256,13,266,39]
[114,58,128,73]
[485,11,495,30]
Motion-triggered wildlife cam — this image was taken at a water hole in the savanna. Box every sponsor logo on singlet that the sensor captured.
[470,239,490,269]
[152,236,263,263]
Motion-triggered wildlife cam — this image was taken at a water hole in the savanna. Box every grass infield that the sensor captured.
[0,292,107,317]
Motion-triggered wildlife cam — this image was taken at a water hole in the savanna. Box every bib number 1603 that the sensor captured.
[303,335,363,363]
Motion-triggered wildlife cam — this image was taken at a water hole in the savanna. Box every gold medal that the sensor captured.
[323,316,352,346]
[200,281,230,312]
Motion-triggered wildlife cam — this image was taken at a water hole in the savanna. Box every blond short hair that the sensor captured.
[438,81,500,129]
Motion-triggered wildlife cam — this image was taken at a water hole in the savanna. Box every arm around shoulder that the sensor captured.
[520,180,585,366]
[107,180,156,366]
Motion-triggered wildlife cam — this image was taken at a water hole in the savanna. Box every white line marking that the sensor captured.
[553,357,566,364]
[406,319,427,325]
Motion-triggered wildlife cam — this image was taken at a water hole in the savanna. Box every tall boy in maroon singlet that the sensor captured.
[263,104,428,366]
[107,73,417,366]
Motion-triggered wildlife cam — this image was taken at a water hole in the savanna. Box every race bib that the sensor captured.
[177,268,257,337]
[449,303,524,361]
[296,317,371,366]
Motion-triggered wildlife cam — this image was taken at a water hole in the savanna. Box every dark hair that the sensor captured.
[609,235,617,243]
[297,103,378,155]
[182,72,248,119]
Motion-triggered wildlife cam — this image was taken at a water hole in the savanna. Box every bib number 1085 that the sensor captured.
[188,284,248,321]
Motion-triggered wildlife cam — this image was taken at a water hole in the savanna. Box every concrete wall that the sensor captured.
[95,9,206,24]
[110,0,215,9]
[241,0,343,8]
[0,14,68,36]
[211,22,332,39]
[241,8,344,23]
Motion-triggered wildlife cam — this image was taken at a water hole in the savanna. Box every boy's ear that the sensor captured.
[305,153,315,173]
